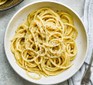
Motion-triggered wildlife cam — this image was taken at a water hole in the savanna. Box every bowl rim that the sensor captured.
[4,0,89,84]
[0,0,23,11]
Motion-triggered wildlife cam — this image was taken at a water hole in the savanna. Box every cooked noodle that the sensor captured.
[0,0,7,5]
[11,8,78,79]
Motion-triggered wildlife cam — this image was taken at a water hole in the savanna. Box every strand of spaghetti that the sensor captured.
[0,0,7,5]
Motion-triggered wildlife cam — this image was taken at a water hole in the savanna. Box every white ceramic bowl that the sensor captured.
[4,1,88,85]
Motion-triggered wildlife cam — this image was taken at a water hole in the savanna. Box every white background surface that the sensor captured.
[0,0,87,85]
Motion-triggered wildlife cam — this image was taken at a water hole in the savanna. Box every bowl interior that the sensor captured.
[5,1,88,84]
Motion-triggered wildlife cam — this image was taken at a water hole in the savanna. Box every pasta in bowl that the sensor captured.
[4,1,88,84]
[0,0,7,5]
[11,8,78,80]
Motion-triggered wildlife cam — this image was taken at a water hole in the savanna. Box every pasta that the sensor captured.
[0,0,7,5]
[11,8,78,79]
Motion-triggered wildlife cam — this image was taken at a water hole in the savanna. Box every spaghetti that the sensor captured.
[11,8,78,79]
[0,0,7,5]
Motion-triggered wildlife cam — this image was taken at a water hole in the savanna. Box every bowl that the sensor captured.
[4,1,88,85]
[0,0,23,11]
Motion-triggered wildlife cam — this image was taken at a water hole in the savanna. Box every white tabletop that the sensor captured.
[0,0,91,85]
